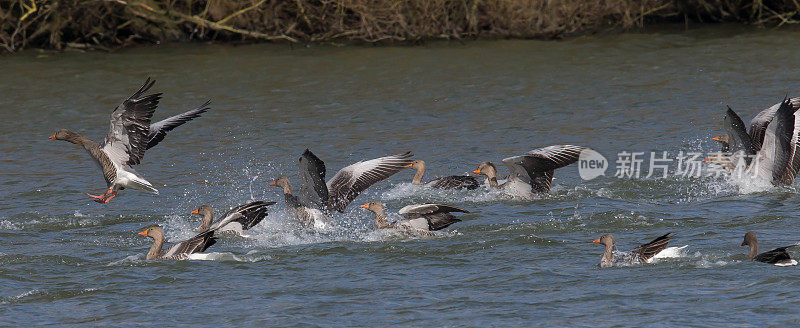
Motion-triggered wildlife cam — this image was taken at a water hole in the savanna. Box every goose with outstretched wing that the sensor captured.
[708,97,800,184]
[708,98,800,185]
[49,78,210,203]
[192,201,276,236]
[472,145,588,198]
[360,201,469,236]
[270,149,413,226]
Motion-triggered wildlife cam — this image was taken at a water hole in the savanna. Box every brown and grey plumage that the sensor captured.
[360,201,469,235]
[473,145,587,197]
[709,97,800,184]
[592,233,676,268]
[741,231,797,266]
[138,226,216,260]
[147,100,210,149]
[192,201,276,235]
[271,149,413,214]
[49,78,210,203]
[405,160,479,190]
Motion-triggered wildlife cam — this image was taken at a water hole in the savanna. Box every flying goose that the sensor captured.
[49,78,210,203]
[138,226,216,260]
[192,201,276,236]
[269,149,413,226]
[405,160,479,190]
[592,233,683,268]
[360,201,469,236]
[741,231,797,266]
[472,145,587,198]
[706,97,800,184]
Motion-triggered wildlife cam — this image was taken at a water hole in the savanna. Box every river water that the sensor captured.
[2,25,800,326]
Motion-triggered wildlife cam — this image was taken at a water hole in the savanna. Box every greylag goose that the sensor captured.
[592,233,684,268]
[741,231,797,266]
[49,78,210,203]
[472,145,588,197]
[705,97,800,184]
[712,135,730,153]
[405,160,479,190]
[138,226,216,260]
[269,149,413,225]
[192,201,276,235]
[359,201,468,235]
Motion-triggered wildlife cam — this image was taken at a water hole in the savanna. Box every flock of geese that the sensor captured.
[48,78,800,266]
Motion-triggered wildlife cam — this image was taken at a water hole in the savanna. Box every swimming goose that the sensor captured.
[405,160,479,190]
[472,145,587,197]
[706,97,800,184]
[138,226,216,260]
[360,201,468,235]
[192,201,276,235]
[592,233,682,268]
[741,231,797,266]
[49,78,210,203]
[270,149,413,219]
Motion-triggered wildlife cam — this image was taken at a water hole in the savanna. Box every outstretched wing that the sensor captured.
[298,149,329,209]
[102,77,161,166]
[147,100,210,149]
[502,145,585,192]
[632,232,673,262]
[724,106,757,165]
[753,98,794,184]
[398,203,469,231]
[749,97,800,150]
[163,230,216,258]
[326,152,413,212]
[398,203,469,217]
[211,201,277,231]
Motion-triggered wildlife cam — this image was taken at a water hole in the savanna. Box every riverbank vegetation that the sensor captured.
[2,0,800,53]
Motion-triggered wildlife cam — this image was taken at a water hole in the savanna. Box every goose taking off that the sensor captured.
[741,232,797,266]
[138,226,216,260]
[706,97,800,185]
[360,201,469,236]
[472,145,588,198]
[192,201,276,236]
[592,233,683,268]
[270,149,413,226]
[405,160,480,190]
[49,78,210,203]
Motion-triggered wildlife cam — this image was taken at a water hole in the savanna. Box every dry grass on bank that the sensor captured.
[1,0,799,53]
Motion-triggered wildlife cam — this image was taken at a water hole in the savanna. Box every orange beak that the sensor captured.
[701,157,711,162]
[404,164,413,168]
[191,209,199,215]
[48,134,55,140]
[472,169,481,175]
[712,136,719,141]
[269,180,276,186]
[591,238,600,243]
[138,229,149,236]
[359,203,370,209]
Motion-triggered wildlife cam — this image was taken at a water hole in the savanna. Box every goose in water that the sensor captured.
[705,97,800,184]
[192,201,276,236]
[138,226,216,260]
[741,231,797,266]
[49,78,210,203]
[405,160,479,190]
[270,149,413,227]
[592,233,684,268]
[472,145,588,198]
[360,201,469,236]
